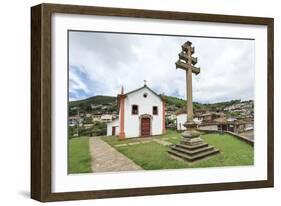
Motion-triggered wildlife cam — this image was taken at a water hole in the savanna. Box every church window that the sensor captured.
[153,106,158,115]
[132,105,138,115]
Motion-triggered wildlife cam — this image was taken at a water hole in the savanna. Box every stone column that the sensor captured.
[162,97,166,134]
[186,66,193,121]
[118,87,125,140]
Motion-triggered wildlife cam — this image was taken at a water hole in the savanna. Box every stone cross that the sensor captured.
[175,41,200,121]
[168,41,219,162]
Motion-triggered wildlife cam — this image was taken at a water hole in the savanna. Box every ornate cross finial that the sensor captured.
[175,41,200,75]
[175,41,201,121]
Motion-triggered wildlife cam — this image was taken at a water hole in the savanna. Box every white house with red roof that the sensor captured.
[106,83,166,139]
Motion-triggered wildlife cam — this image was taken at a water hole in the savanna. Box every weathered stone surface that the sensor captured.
[168,41,220,162]
[89,137,142,172]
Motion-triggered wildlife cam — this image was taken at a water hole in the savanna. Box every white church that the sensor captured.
[107,83,166,139]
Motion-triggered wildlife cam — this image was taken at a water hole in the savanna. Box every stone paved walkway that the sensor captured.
[89,137,142,172]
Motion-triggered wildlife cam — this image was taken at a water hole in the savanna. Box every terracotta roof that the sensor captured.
[176,111,186,115]
[213,117,227,124]
[199,120,218,126]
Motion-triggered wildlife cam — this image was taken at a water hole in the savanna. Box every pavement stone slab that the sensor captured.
[89,137,142,173]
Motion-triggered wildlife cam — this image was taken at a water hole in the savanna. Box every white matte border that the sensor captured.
[52,13,267,193]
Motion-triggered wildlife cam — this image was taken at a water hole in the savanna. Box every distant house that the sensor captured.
[92,115,101,122]
[79,112,86,117]
[83,124,94,129]
[106,84,166,138]
[106,119,120,136]
[85,113,92,118]
[194,109,207,116]
[101,114,113,122]
[195,112,224,122]
[175,111,253,134]
[198,121,218,131]
[176,112,187,131]
[68,116,80,127]
[212,117,253,133]
[176,111,223,131]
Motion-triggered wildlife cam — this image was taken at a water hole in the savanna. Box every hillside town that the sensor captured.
[68,95,254,141]
[176,100,254,140]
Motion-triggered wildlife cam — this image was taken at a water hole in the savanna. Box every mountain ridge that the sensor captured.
[69,95,246,116]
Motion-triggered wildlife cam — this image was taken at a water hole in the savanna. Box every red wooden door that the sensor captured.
[112,126,116,136]
[141,118,151,137]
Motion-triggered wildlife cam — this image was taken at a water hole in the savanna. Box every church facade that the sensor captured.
[106,84,166,139]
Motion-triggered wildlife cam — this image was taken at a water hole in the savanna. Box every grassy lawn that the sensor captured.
[113,142,188,170]
[68,136,92,174]
[197,133,254,167]
[101,129,182,146]
[159,129,182,144]
[101,130,253,170]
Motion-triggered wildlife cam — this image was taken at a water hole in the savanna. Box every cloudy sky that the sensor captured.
[68,31,255,103]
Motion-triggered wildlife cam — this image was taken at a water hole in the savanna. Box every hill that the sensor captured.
[69,95,242,116]
[69,95,117,116]
[164,96,206,112]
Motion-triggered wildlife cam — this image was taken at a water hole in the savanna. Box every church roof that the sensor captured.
[117,84,164,110]
[123,84,162,100]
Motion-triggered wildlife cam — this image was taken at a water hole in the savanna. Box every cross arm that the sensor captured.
[178,51,198,65]
[175,60,200,75]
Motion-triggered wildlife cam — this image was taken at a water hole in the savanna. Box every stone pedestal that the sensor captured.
[168,121,219,162]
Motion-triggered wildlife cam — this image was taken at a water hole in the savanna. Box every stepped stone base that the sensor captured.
[168,120,219,162]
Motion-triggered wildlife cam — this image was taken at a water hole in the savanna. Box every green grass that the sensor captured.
[159,129,182,144]
[101,130,254,170]
[196,133,254,167]
[113,142,188,170]
[102,135,143,146]
[68,136,92,174]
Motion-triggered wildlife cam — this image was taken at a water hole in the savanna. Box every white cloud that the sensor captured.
[69,31,255,103]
